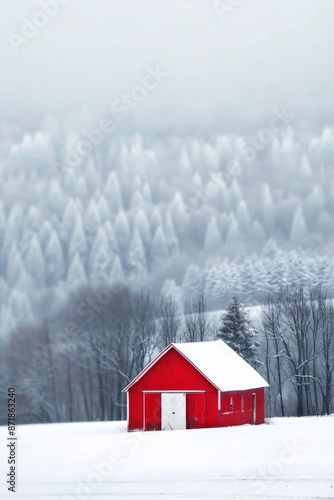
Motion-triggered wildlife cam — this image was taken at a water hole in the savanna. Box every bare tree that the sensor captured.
[261,291,286,416]
[183,291,209,342]
[260,284,334,417]
[159,295,182,347]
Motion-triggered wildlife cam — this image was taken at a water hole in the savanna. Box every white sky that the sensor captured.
[1,0,334,132]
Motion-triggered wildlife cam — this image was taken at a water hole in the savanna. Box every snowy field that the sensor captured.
[1,416,334,499]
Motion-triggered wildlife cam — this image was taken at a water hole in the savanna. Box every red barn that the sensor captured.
[122,339,269,431]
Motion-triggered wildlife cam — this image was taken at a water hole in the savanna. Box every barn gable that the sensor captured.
[122,339,268,393]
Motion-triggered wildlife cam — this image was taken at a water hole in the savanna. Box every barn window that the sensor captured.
[230,396,234,413]
[241,395,244,412]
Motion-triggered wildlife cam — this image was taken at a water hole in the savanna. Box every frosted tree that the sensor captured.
[91,227,110,261]
[249,219,266,246]
[178,147,192,176]
[130,190,146,210]
[216,134,232,164]
[133,173,143,192]
[109,255,126,288]
[203,261,222,305]
[142,182,152,203]
[182,264,202,298]
[84,199,101,248]
[6,243,25,286]
[39,220,53,250]
[127,229,146,275]
[203,142,218,170]
[97,195,111,224]
[134,208,151,249]
[25,235,46,288]
[21,206,41,257]
[252,259,271,298]
[220,212,231,240]
[67,252,87,287]
[204,216,222,254]
[236,200,251,233]
[189,138,202,167]
[90,232,112,284]
[261,238,281,259]
[8,288,34,323]
[60,200,80,243]
[103,221,119,254]
[240,258,257,303]
[85,157,100,191]
[270,252,289,288]
[260,183,275,231]
[161,278,183,312]
[193,172,203,190]
[290,206,309,246]
[76,176,88,201]
[47,178,63,216]
[69,216,88,266]
[217,294,259,365]
[165,212,179,254]
[115,209,131,253]
[104,171,123,212]
[2,205,24,261]
[26,205,40,232]
[170,192,189,242]
[299,154,312,178]
[226,215,242,245]
[150,206,163,234]
[45,230,65,285]
[151,226,169,266]
[63,169,77,196]
[230,178,242,207]
[304,185,324,227]
[75,196,84,216]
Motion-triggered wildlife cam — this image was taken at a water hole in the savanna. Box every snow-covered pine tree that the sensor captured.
[25,235,46,288]
[68,216,88,267]
[97,195,111,224]
[104,171,123,212]
[127,228,146,275]
[114,209,131,253]
[165,212,179,254]
[217,294,259,365]
[290,206,309,247]
[84,199,101,248]
[45,230,65,286]
[151,225,169,267]
[134,208,151,249]
[204,216,222,254]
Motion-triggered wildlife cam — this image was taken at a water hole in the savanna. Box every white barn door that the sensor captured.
[161,393,186,430]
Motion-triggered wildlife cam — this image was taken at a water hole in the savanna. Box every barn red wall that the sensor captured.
[186,393,205,429]
[217,388,265,428]
[127,347,266,431]
[128,348,216,430]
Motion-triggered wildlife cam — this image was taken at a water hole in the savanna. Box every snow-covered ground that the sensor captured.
[1,416,334,499]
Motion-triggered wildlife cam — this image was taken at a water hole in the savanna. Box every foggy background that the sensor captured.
[1,0,334,131]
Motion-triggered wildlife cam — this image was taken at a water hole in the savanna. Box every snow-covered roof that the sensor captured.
[172,340,269,392]
[123,339,268,393]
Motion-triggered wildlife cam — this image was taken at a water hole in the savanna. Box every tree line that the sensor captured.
[261,284,334,417]
[1,283,333,426]
[0,286,216,425]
